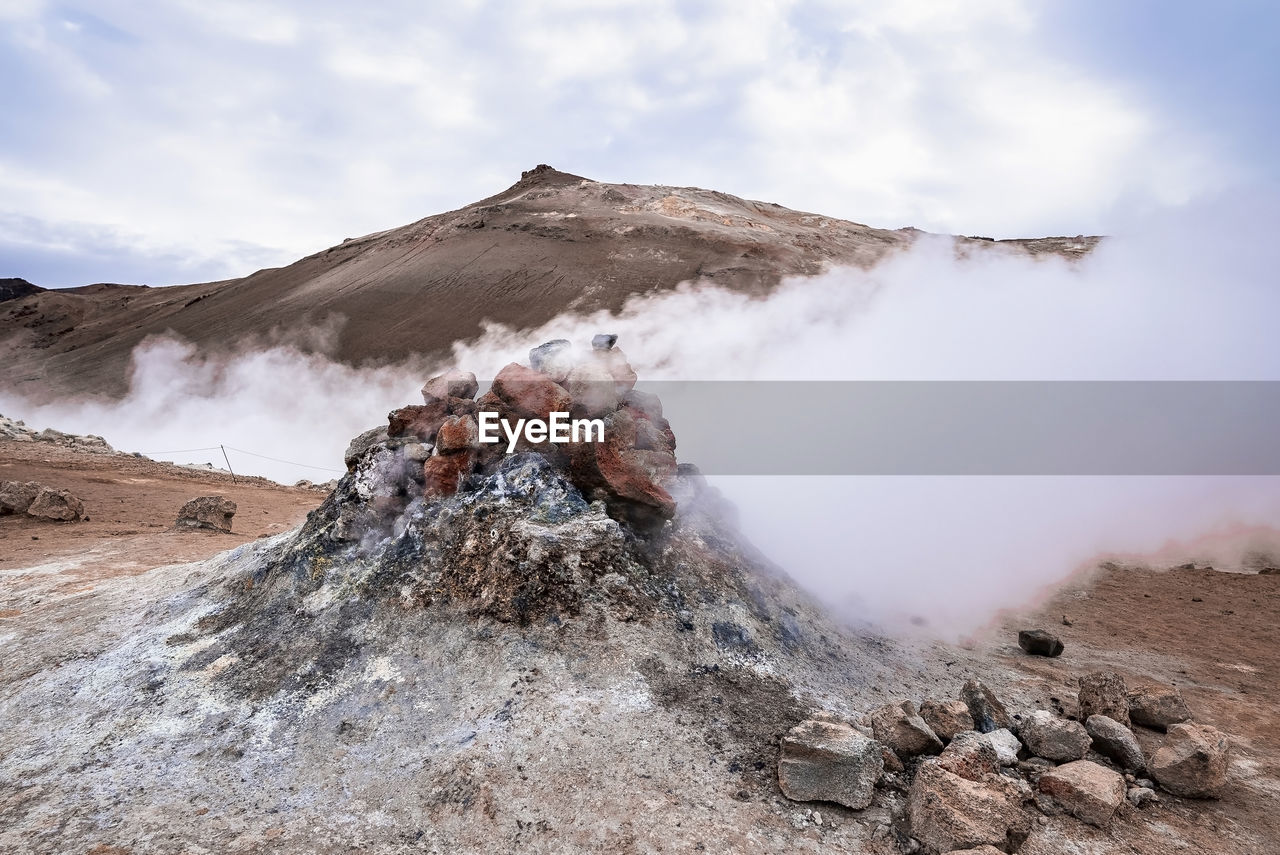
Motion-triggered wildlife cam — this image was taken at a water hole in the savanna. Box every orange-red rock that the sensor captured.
[491,362,572,420]
[423,451,476,498]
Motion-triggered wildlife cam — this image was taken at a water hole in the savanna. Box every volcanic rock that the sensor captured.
[983,729,1022,766]
[421,369,479,404]
[961,680,1014,734]
[388,401,448,441]
[565,361,619,418]
[920,699,975,743]
[26,487,85,522]
[436,414,478,454]
[1078,671,1130,727]
[1127,786,1159,807]
[1019,710,1091,762]
[1017,629,1064,657]
[936,731,1000,781]
[568,408,676,530]
[1086,714,1145,772]
[592,333,618,350]
[1037,760,1126,827]
[940,848,1005,855]
[0,480,41,515]
[422,451,476,498]
[869,700,945,759]
[594,346,638,393]
[344,426,389,470]
[777,719,883,809]
[175,496,235,532]
[908,759,1031,854]
[528,340,574,383]
[1127,684,1192,731]
[1149,723,1230,798]
[491,362,573,420]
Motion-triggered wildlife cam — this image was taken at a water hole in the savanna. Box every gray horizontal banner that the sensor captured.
[621,381,1280,475]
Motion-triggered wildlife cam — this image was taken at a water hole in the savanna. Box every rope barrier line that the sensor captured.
[136,444,344,475]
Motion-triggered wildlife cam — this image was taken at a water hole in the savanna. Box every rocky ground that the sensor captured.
[1,387,1277,854]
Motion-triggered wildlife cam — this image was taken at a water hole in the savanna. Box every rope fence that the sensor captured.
[135,444,345,476]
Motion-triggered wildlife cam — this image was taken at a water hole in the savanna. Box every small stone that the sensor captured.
[777,719,883,809]
[175,496,235,532]
[401,442,431,463]
[1037,760,1126,827]
[961,681,1014,734]
[565,362,619,418]
[421,369,479,404]
[1127,786,1158,807]
[1085,715,1145,772]
[869,700,944,759]
[1127,684,1192,731]
[1078,672,1130,727]
[436,414,478,453]
[942,847,1006,855]
[920,699,975,743]
[344,426,389,469]
[1019,710,1091,762]
[1017,757,1057,779]
[1017,629,1064,657]
[1149,723,1230,798]
[591,333,618,351]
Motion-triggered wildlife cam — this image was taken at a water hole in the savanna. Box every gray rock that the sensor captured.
[1037,760,1126,827]
[344,426,389,470]
[420,369,479,404]
[1078,672,1130,727]
[777,719,883,809]
[1019,710,1091,762]
[869,700,944,759]
[1017,757,1057,779]
[1017,629,1064,657]
[936,731,1000,781]
[1127,684,1192,731]
[961,681,1014,734]
[591,333,618,351]
[1150,722,1230,798]
[908,759,1031,854]
[920,699,975,743]
[1127,786,1159,807]
[0,480,41,515]
[1085,714,1145,772]
[984,729,1022,765]
[175,496,237,533]
[528,339,574,382]
[26,487,84,521]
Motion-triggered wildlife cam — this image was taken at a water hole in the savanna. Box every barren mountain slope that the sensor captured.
[0,166,1097,400]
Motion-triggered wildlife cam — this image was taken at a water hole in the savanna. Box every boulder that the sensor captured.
[422,451,476,499]
[1019,710,1091,762]
[568,409,676,530]
[1078,672,1130,727]
[593,346,638,393]
[565,362,619,418]
[26,487,85,522]
[777,719,883,809]
[983,729,1022,766]
[528,340,574,383]
[175,496,236,532]
[936,731,1000,781]
[491,363,572,421]
[388,401,448,441]
[0,480,41,515]
[1085,715,1145,772]
[344,426,389,470]
[920,699,975,743]
[436,414,479,454]
[870,701,945,759]
[421,369,479,404]
[1149,722,1230,798]
[961,680,1014,734]
[1037,760,1126,827]
[908,760,1031,854]
[1017,629,1064,657]
[1127,684,1192,731]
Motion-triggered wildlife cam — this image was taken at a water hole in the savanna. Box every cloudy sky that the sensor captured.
[1,0,1275,287]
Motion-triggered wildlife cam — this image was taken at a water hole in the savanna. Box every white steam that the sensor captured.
[3,189,1278,636]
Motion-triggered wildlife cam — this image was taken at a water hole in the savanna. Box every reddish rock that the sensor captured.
[421,369,478,404]
[447,396,479,417]
[593,348,637,393]
[437,414,478,453]
[491,363,572,421]
[1150,723,1230,798]
[26,487,85,522]
[423,451,476,498]
[388,400,448,441]
[920,699,975,743]
[909,760,1031,853]
[1128,684,1192,731]
[0,480,41,515]
[1037,760,1126,827]
[569,409,676,528]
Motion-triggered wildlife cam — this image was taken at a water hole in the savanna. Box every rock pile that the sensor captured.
[779,671,1233,853]
[0,415,114,454]
[336,336,679,540]
[0,480,85,521]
